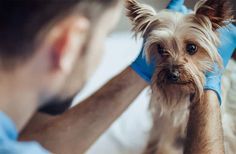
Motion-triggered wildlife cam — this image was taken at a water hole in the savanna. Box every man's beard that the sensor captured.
[38,95,75,115]
[38,81,85,115]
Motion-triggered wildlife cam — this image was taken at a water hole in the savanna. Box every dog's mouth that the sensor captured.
[155,70,192,86]
[166,80,191,85]
[156,80,193,90]
[153,69,198,96]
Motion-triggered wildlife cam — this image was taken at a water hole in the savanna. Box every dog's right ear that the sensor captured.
[195,0,234,31]
[126,0,157,37]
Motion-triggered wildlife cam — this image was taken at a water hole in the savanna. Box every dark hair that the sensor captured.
[0,0,118,67]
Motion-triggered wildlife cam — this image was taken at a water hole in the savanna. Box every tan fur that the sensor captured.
[195,0,234,30]
[126,0,234,153]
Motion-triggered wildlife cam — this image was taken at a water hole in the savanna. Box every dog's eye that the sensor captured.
[186,43,198,55]
[157,44,165,56]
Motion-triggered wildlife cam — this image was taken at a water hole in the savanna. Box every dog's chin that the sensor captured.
[156,79,195,94]
[152,69,205,104]
[151,77,199,113]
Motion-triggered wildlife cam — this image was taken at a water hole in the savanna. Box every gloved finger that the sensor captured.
[179,5,191,14]
[166,0,185,10]
[205,63,222,77]
[204,63,222,104]
[217,24,236,67]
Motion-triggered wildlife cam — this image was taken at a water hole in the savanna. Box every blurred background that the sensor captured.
[72,1,236,154]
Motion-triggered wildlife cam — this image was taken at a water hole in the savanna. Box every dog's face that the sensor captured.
[126,0,233,109]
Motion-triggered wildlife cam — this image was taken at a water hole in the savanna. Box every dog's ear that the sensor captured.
[126,0,157,37]
[195,0,234,30]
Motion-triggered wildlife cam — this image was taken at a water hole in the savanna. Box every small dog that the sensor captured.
[126,0,234,153]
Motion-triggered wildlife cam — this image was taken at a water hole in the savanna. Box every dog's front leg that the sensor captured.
[184,91,225,154]
[143,96,188,154]
[144,115,186,154]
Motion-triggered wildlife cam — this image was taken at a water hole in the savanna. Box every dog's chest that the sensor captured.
[149,93,191,154]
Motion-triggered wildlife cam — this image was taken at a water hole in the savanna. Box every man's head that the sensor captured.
[0,0,121,113]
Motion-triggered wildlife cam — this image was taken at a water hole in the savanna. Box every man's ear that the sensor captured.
[195,0,234,30]
[125,0,157,37]
[48,16,90,71]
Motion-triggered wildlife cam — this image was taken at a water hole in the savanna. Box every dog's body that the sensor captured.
[146,96,189,154]
[146,59,236,154]
[126,0,234,153]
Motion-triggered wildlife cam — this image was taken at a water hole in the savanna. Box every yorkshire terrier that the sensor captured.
[126,0,234,153]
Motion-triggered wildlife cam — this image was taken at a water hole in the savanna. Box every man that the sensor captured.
[0,0,235,154]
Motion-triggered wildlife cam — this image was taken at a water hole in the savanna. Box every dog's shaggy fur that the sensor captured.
[126,0,235,153]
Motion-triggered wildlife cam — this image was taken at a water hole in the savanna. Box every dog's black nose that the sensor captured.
[167,69,180,82]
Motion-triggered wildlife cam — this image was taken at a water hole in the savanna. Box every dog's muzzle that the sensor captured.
[167,69,180,82]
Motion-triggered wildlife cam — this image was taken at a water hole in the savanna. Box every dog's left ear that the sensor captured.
[126,0,157,37]
[195,0,234,31]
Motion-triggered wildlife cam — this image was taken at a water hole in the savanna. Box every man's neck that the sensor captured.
[0,73,39,132]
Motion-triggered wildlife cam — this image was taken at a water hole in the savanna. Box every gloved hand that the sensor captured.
[131,0,236,104]
[166,0,236,104]
[130,44,155,83]
[166,0,191,14]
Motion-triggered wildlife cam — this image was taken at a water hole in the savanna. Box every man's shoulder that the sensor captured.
[0,140,50,154]
[0,112,50,154]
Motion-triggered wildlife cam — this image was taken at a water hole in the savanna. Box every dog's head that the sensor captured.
[126,0,233,109]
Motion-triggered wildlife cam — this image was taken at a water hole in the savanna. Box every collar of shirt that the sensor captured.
[0,112,18,141]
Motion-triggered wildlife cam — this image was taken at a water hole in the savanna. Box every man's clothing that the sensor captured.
[0,112,49,154]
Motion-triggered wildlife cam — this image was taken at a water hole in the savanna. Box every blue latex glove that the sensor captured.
[131,0,236,104]
[166,0,190,14]
[204,24,236,104]
[131,44,155,83]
